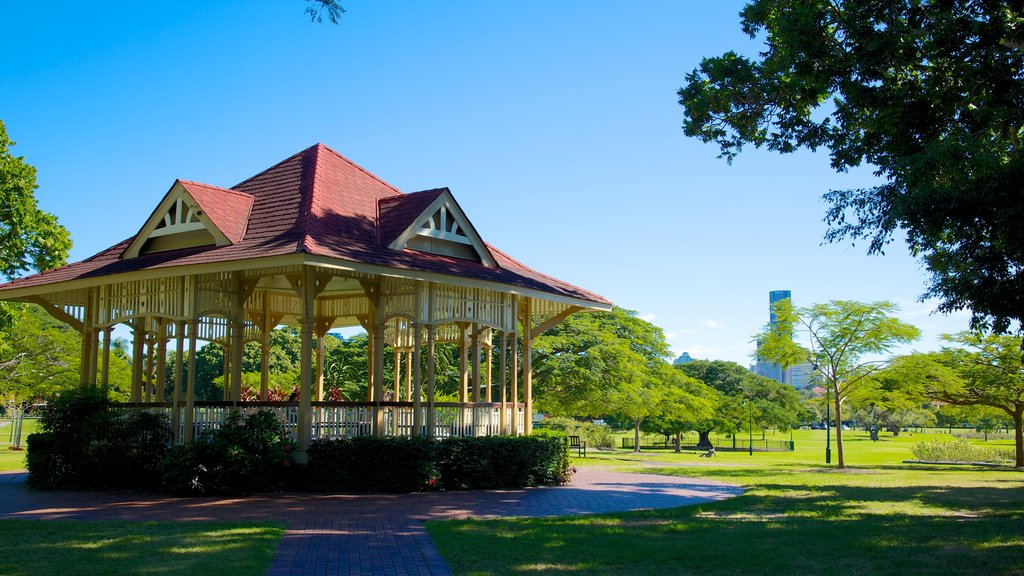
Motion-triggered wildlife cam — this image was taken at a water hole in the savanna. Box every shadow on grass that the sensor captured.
[429,463,1024,576]
[430,479,1024,576]
[0,520,284,576]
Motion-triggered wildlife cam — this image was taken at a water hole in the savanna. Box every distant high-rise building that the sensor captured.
[673,352,694,365]
[756,290,793,385]
[789,362,815,389]
[769,290,791,324]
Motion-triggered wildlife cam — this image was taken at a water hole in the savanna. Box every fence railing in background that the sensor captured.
[621,435,795,452]
[113,401,526,442]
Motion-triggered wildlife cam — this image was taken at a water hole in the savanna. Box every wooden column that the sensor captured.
[485,336,493,403]
[523,299,534,435]
[459,325,469,402]
[510,297,520,435]
[393,347,402,401]
[470,324,481,437]
[296,268,316,460]
[100,327,112,397]
[145,330,156,402]
[184,320,197,443]
[260,337,271,401]
[471,325,481,403]
[405,350,413,402]
[156,321,168,403]
[130,324,145,402]
[426,324,436,438]
[221,343,230,401]
[258,297,283,402]
[316,335,326,401]
[79,289,94,387]
[230,323,243,403]
[412,325,423,435]
[172,321,185,445]
[499,331,508,434]
[372,322,385,437]
[365,327,374,401]
[88,304,100,386]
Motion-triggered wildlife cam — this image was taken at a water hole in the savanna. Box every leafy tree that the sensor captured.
[675,359,800,449]
[0,121,71,333]
[679,1,1024,334]
[305,0,345,24]
[0,304,78,416]
[533,306,670,418]
[756,299,919,468]
[894,333,1024,467]
[607,367,665,454]
[643,367,718,452]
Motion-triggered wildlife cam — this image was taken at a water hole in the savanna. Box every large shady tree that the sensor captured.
[892,333,1024,467]
[756,299,919,467]
[680,1,1024,334]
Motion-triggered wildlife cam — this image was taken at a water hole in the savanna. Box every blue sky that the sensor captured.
[0,1,970,364]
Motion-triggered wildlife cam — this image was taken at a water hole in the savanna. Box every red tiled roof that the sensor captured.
[378,188,446,248]
[178,180,254,243]
[0,144,610,306]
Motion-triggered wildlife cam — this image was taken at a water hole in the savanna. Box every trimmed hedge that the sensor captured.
[27,388,169,490]
[27,389,569,495]
[305,433,571,492]
[161,410,297,496]
[306,436,439,492]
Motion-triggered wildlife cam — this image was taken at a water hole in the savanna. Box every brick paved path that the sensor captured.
[0,468,742,575]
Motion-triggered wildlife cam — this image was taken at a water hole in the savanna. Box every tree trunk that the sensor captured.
[674,431,681,453]
[834,387,845,469]
[890,425,901,437]
[696,430,713,449]
[633,419,641,454]
[1013,411,1023,468]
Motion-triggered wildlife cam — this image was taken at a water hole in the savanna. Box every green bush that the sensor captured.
[305,434,570,492]
[306,436,439,492]
[911,438,1014,463]
[161,410,296,496]
[439,433,571,490]
[27,388,170,490]
[537,416,614,449]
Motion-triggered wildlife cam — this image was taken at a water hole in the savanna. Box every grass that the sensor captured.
[0,419,284,575]
[0,520,284,576]
[0,417,38,472]
[427,429,1024,576]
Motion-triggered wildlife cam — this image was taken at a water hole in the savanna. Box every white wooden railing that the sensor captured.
[116,401,526,442]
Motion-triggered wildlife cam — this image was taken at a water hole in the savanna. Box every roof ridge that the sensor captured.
[178,179,254,200]
[231,144,317,189]
[379,188,446,206]
[294,144,319,254]
[315,143,404,196]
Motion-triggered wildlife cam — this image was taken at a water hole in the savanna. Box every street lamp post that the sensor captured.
[825,386,832,464]
[748,398,753,456]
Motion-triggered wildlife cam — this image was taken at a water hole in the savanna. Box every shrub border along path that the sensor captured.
[0,468,741,576]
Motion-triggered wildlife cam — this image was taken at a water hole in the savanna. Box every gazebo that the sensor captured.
[0,144,610,459]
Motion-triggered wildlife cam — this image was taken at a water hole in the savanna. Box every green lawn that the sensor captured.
[0,417,38,472]
[0,520,284,576]
[428,429,1024,576]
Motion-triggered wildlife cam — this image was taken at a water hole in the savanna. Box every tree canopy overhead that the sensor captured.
[680,1,1024,333]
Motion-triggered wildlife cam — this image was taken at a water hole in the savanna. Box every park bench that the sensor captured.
[569,435,587,457]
